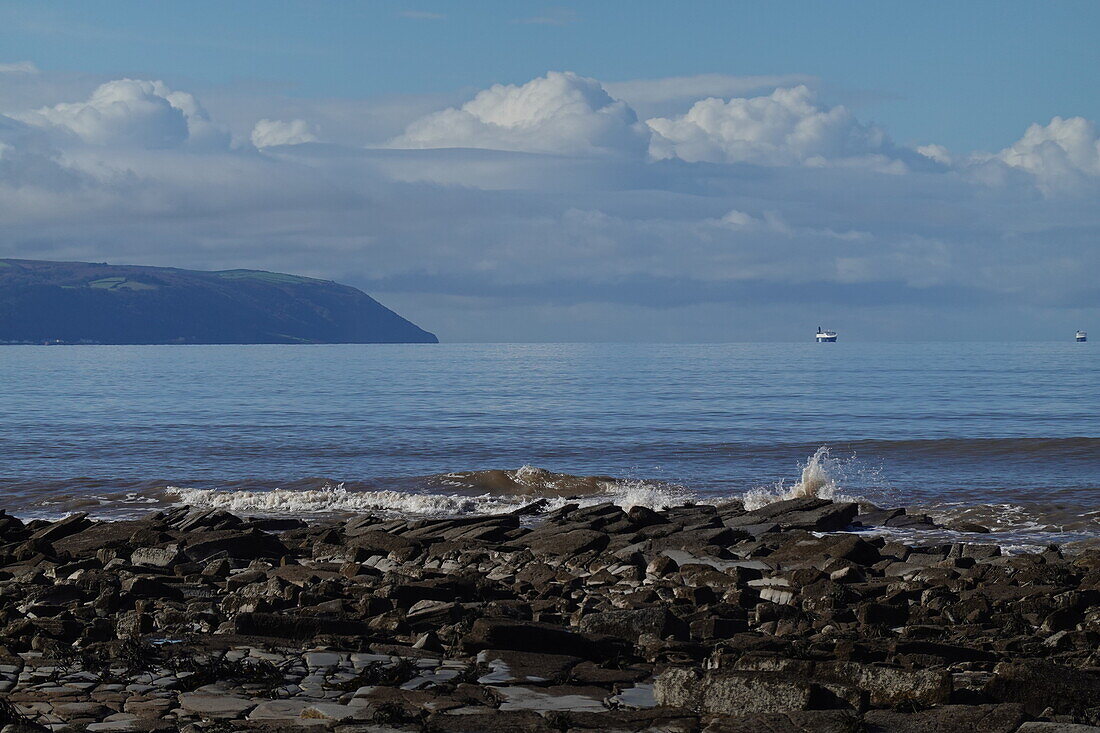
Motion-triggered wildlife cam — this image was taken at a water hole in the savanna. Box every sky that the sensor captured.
[0,1,1098,341]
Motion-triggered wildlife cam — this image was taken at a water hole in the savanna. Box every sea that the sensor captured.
[1,342,1097,551]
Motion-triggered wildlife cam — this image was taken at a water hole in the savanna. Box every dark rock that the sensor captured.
[863,704,1026,733]
[184,529,287,561]
[462,618,616,659]
[527,529,610,558]
[703,710,861,733]
[426,710,556,732]
[28,512,92,543]
[984,660,1100,716]
[577,607,687,642]
[232,611,372,639]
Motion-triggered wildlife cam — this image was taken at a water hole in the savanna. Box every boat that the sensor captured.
[1077,330,1088,342]
[815,327,838,343]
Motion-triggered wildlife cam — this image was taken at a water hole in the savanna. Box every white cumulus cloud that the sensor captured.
[391,71,649,156]
[992,116,1100,193]
[251,118,318,148]
[17,78,229,150]
[646,85,903,171]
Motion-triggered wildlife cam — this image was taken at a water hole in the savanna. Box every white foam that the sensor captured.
[743,446,849,510]
[165,475,694,518]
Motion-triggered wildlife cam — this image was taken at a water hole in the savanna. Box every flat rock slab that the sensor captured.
[428,710,557,732]
[495,684,608,712]
[247,699,314,720]
[703,710,861,733]
[178,692,257,719]
[863,704,1026,733]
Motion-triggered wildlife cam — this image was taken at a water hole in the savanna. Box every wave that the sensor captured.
[742,446,864,510]
[166,472,694,518]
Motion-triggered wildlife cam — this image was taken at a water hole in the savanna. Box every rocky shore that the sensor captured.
[0,497,1097,732]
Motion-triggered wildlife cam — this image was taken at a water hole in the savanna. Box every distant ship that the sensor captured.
[1077,330,1088,342]
[815,327,838,343]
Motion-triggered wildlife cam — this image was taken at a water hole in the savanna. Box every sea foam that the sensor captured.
[166,471,693,518]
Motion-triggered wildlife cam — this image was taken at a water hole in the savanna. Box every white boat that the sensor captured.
[1077,330,1088,342]
[815,327,838,342]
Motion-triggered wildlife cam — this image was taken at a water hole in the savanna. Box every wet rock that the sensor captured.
[475,649,580,685]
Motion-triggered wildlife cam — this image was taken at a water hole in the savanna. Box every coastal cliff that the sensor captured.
[0,259,437,345]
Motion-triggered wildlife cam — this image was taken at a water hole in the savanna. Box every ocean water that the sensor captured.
[1,342,1097,548]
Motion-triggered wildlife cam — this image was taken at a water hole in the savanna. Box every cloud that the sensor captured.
[16,78,229,149]
[251,118,318,147]
[0,61,39,74]
[391,71,649,156]
[990,116,1100,194]
[0,68,1098,341]
[512,8,577,25]
[646,85,907,171]
[605,73,816,116]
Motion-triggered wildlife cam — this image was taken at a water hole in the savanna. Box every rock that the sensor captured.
[29,513,92,543]
[426,710,557,732]
[495,684,608,712]
[1015,724,1100,732]
[184,529,287,561]
[475,649,581,685]
[577,608,686,642]
[984,660,1100,716]
[703,711,861,733]
[654,667,826,714]
[130,545,181,568]
[863,704,1026,733]
[232,611,373,638]
[820,661,952,707]
[462,618,613,660]
[177,693,257,719]
[527,529,610,558]
[246,699,313,720]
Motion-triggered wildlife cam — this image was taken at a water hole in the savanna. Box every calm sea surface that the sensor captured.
[1,343,1097,546]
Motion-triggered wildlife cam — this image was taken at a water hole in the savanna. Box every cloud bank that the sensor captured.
[1,66,1097,341]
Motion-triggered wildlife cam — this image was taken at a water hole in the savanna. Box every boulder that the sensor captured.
[577,607,687,642]
[654,667,829,714]
[984,660,1100,716]
[819,661,952,707]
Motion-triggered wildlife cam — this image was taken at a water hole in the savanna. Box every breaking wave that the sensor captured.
[742,446,854,510]
[166,469,694,518]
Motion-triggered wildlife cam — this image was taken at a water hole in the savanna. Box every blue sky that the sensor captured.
[0,1,1098,340]
[3,1,1097,151]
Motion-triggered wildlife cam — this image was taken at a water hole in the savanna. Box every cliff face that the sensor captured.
[0,259,438,344]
